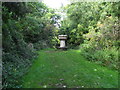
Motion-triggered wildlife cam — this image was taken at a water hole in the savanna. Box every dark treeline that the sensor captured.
[2,2,60,88]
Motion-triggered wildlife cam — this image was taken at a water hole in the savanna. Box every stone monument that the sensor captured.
[58,35,67,50]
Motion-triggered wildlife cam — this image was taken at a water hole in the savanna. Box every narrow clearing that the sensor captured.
[22,49,118,88]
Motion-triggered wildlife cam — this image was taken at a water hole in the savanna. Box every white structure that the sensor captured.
[60,40,66,47]
[58,35,67,49]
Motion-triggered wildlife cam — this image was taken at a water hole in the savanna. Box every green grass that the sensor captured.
[22,49,118,88]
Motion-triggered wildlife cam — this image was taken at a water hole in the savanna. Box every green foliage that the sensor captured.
[59,2,102,47]
[2,1,119,88]
[2,2,60,88]
[19,3,60,49]
[59,2,119,48]
[2,2,29,20]
[81,12,119,70]
[81,45,119,70]
[2,14,37,88]
[60,2,119,70]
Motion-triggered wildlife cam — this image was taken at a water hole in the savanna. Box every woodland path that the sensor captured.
[22,49,118,88]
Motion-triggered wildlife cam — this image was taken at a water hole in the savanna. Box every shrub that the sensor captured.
[81,45,119,70]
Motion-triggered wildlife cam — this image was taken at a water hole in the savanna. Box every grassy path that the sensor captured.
[22,49,118,88]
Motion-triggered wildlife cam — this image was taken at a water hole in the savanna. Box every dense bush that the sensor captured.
[80,45,119,70]
[60,2,119,70]
[2,2,60,88]
[80,16,119,70]
[2,14,37,88]
[2,52,36,88]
